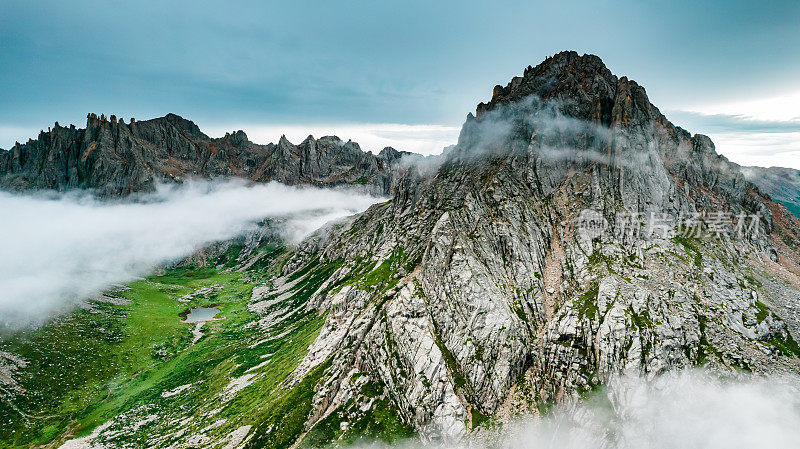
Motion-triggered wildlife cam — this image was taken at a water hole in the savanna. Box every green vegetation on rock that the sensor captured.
[671,234,703,268]
[574,282,600,319]
[300,378,415,447]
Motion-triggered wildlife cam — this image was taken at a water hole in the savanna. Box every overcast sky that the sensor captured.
[1,0,798,168]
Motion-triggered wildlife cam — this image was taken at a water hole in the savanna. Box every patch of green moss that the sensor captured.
[300,379,414,448]
[470,407,489,429]
[215,244,244,269]
[767,332,800,358]
[430,323,467,390]
[694,313,727,368]
[754,301,769,323]
[245,245,288,278]
[511,302,530,323]
[671,234,703,268]
[627,306,654,329]
[573,282,600,319]
[534,398,554,416]
[357,249,407,292]
[588,251,617,275]
[576,380,603,400]
[361,259,395,288]
[361,380,383,398]
[623,252,646,270]
[743,274,763,288]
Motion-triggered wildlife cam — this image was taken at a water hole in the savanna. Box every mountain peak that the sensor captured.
[159,113,210,140]
[220,129,249,146]
[476,51,618,117]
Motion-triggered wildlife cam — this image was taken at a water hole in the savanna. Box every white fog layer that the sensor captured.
[360,370,800,449]
[0,180,381,325]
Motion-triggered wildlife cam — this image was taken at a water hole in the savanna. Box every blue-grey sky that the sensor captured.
[2,0,799,167]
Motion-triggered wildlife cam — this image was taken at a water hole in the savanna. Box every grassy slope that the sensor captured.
[0,245,417,448]
[299,378,415,448]
[0,247,323,447]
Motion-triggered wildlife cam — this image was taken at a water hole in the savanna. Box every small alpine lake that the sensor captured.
[182,307,221,323]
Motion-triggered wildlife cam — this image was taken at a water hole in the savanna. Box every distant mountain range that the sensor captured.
[743,165,800,219]
[0,113,409,196]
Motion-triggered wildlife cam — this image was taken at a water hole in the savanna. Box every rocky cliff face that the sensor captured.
[240,51,800,444]
[0,113,406,196]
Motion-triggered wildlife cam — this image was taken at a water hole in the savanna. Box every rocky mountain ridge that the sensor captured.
[0,113,408,196]
[3,51,800,448]
[251,50,800,443]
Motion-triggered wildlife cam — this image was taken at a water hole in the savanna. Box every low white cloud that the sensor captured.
[202,122,460,156]
[361,370,800,449]
[0,180,381,326]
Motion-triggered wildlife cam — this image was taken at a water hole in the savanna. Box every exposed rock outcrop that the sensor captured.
[247,51,800,444]
[0,113,408,196]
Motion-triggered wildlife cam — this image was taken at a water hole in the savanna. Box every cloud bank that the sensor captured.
[362,370,800,449]
[0,180,381,326]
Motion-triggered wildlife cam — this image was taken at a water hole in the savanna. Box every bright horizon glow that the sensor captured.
[668,90,800,170]
[201,122,461,156]
[687,90,800,122]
